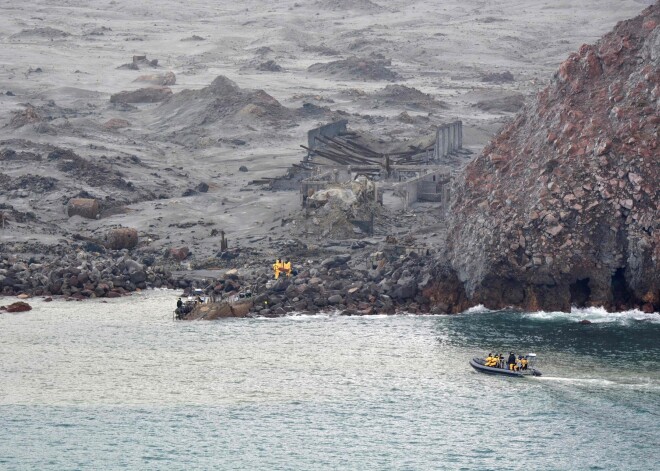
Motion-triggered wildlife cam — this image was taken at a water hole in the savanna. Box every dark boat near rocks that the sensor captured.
[470,353,542,377]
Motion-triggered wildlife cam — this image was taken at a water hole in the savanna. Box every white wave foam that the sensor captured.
[463,304,493,314]
[523,306,660,324]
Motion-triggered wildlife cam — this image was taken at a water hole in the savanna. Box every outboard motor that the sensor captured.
[527,353,542,376]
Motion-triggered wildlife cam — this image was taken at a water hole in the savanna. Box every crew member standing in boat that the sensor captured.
[177,298,183,309]
[507,352,517,370]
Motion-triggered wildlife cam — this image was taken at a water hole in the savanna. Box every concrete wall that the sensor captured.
[307,120,348,151]
[391,169,451,209]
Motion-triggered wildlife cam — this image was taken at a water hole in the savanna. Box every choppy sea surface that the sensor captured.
[1,290,658,470]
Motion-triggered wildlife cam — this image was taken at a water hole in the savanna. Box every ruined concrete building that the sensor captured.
[299,120,465,211]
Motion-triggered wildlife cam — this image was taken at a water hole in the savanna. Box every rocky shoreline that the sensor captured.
[0,238,466,315]
[2,234,657,317]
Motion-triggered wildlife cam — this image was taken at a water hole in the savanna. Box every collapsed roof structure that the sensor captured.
[299,120,468,211]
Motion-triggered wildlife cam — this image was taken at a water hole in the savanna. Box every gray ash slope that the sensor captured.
[0,0,655,311]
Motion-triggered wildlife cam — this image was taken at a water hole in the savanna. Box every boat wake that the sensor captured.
[534,375,660,391]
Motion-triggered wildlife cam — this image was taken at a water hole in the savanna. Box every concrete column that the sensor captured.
[452,123,458,152]
[435,126,444,160]
[458,121,463,149]
[445,125,451,154]
[448,124,455,153]
[434,127,441,160]
[443,126,450,156]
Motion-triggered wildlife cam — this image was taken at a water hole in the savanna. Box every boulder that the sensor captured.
[3,301,32,312]
[169,247,189,261]
[187,301,252,320]
[67,198,100,219]
[321,254,351,269]
[105,228,138,250]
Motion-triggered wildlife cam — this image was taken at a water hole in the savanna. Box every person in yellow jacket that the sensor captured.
[284,260,292,277]
[485,353,497,367]
[520,356,528,370]
[273,258,282,279]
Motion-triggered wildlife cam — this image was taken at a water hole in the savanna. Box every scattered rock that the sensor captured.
[102,118,131,130]
[9,104,41,128]
[11,27,70,40]
[308,56,399,81]
[476,94,526,113]
[133,71,176,86]
[256,60,283,72]
[181,35,205,41]
[110,87,172,104]
[481,71,514,82]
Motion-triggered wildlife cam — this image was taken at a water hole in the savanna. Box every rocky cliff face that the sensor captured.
[447,2,659,312]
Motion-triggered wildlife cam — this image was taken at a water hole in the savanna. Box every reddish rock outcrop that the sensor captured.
[2,301,32,312]
[447,3,659,312]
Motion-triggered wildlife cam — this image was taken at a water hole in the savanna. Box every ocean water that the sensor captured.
[1,291,658,470]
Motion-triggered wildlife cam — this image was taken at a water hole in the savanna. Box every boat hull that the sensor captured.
[469,358,541,377]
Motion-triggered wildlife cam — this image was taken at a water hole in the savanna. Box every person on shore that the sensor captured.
[507,352,517,370]
[273,258,283,279]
